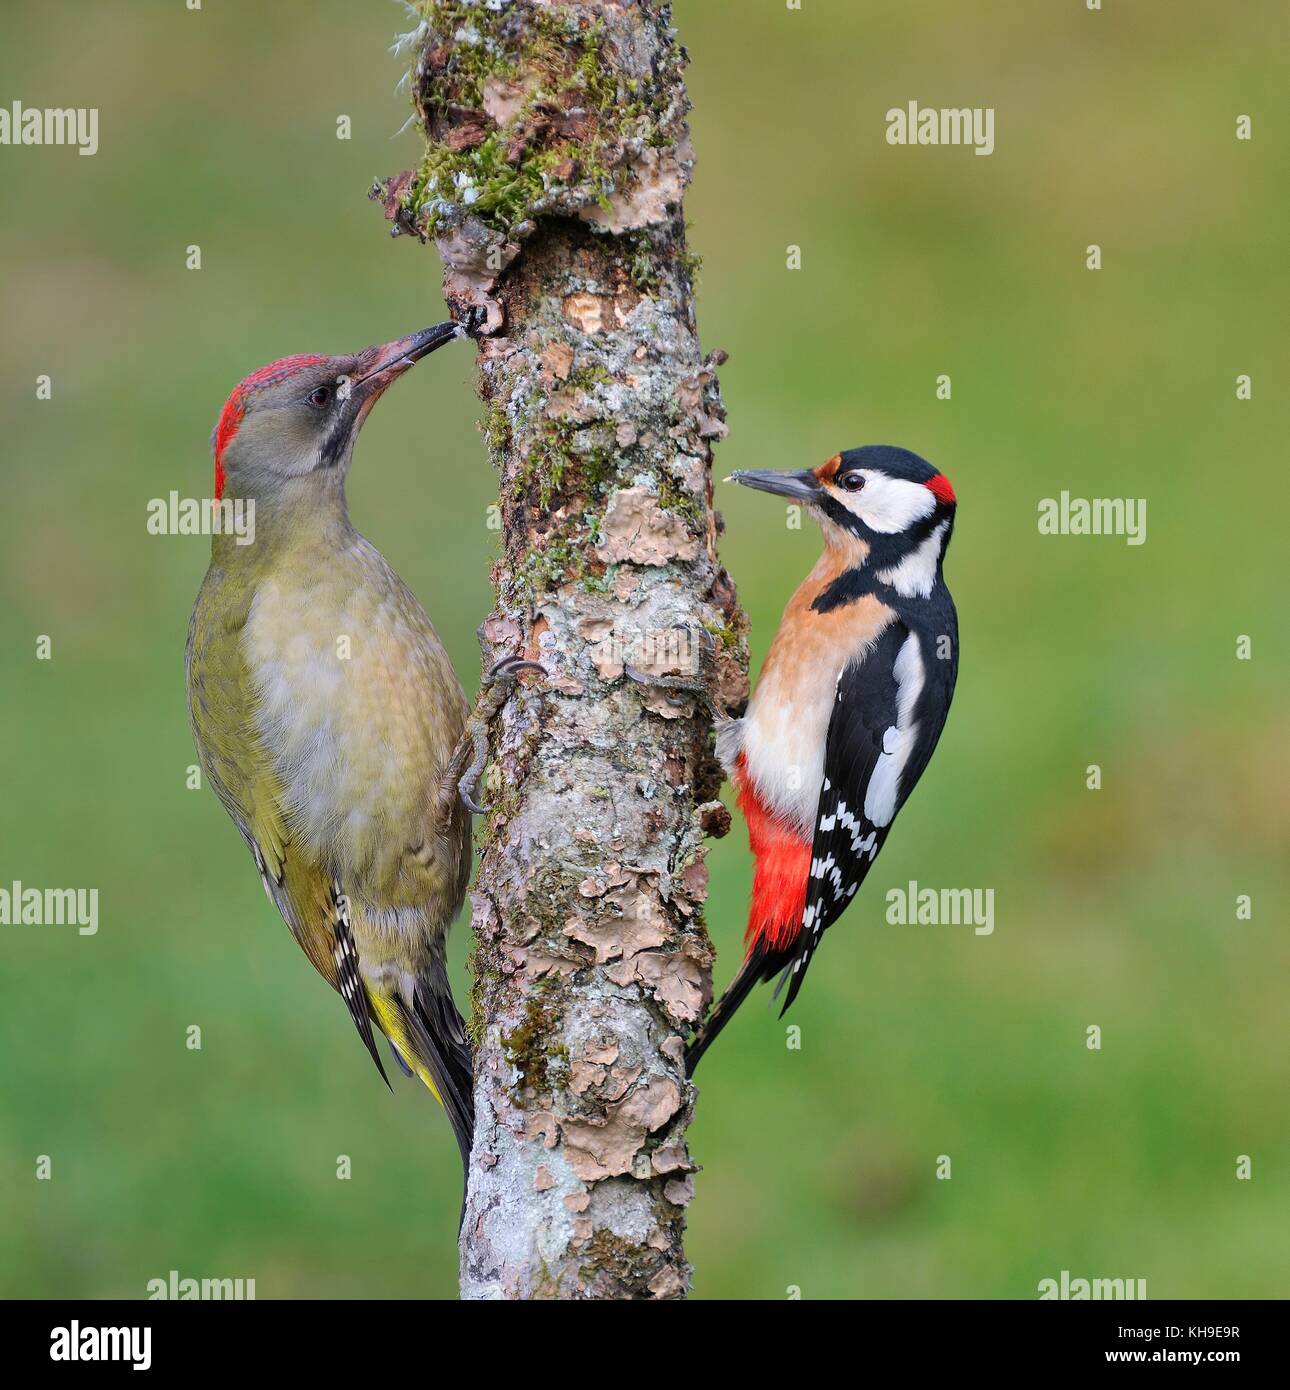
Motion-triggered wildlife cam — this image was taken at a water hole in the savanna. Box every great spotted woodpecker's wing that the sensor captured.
[776,617,912,1012]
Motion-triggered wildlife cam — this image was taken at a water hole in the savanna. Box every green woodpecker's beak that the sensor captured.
[727,468,825,503]
[352,322,463,397]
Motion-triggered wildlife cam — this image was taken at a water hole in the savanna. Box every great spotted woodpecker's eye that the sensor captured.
[838,471,865,492]
[308,385,332,408]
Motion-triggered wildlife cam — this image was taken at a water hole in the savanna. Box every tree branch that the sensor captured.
[379,0,747,1300]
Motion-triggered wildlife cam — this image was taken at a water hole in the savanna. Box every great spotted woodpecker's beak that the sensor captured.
[351,322,463,404]
[727,468,825,503]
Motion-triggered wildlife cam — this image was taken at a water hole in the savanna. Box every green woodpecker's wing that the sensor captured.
[186,586,388,1086]
[186,583,290,884]
[321,874,391,1088]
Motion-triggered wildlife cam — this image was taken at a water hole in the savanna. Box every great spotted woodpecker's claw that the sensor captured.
[485,655,546,688]
[456,656,546,815]
[624,625,720,715]
[624,663,706,696]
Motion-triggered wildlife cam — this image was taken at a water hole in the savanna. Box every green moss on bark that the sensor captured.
[501,983,568,1093]
[399,1,671,238]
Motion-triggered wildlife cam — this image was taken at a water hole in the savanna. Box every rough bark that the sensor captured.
[377,0,747,1300]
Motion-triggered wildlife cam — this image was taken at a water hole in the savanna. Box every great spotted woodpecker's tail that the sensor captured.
[686,940,779,1075]
[685,933,827,1075]
[686,760,813,1076]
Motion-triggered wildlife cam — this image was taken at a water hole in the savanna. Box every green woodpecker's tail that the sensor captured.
[369,959,475,1174]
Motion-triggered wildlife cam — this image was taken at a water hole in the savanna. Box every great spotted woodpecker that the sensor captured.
[687,445,958,1074]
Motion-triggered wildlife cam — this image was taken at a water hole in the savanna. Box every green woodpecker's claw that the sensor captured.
[457,722,491,815]
[457,656,546,815]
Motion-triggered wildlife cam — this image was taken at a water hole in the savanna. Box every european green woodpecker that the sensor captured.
[186,323,536,1174]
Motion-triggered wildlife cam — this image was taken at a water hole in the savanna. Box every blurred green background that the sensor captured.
[2,0,1286,1299]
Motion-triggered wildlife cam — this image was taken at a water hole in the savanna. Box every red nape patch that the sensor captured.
[734,756,812,955]
[212,354,329,499]
[925,472,956,506]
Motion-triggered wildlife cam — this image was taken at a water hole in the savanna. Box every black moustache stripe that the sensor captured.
[318,401,358,468]
[816,496,944,567]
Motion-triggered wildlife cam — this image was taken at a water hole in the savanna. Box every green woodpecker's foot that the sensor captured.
[457,656,545,815]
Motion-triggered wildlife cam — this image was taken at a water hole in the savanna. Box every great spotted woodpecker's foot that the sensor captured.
[455,656,545,815]
[624,624,723,716]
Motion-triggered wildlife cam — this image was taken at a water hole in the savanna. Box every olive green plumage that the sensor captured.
[186,327,477,1168]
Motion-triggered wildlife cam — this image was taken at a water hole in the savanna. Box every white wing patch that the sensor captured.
[863,632,925,826]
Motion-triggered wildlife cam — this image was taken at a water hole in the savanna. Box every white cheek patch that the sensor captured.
[842,473,937,534]
[863,632,925,826]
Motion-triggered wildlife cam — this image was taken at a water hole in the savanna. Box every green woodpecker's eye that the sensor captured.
[308,385,332,408]
[838,471,865,492]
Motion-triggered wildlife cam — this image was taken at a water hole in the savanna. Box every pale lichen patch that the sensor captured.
[595,485,700,566]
